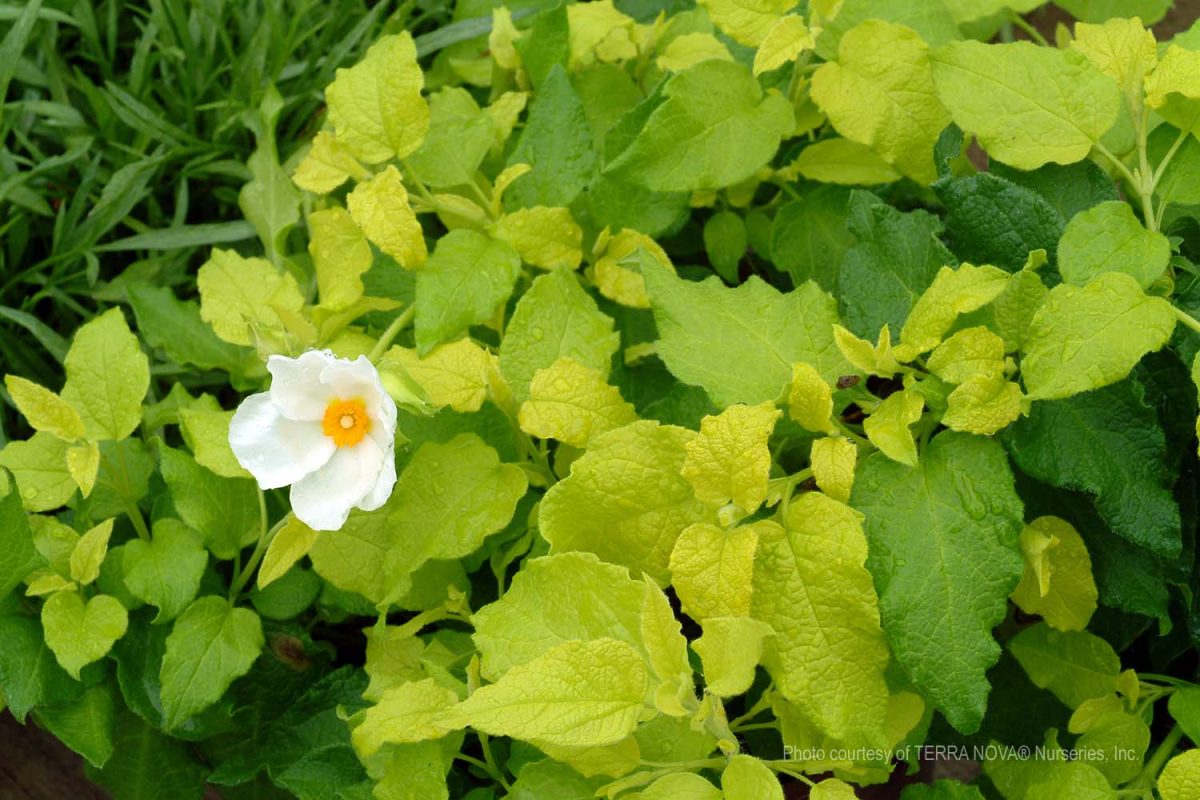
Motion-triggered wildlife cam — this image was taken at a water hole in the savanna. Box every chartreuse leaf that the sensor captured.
[292,131,367,194]
[703,211,747,283]
[518,358,637,447]
[159,445,258,560]
[66,441,100,498]
[752,492,890,743]
[1010,516,1097,632]
[927,327,1006,384]
[566,0,636,66]
[851,433,1024,733]
[326,32,427,163]
[1057,201,1170,289]
[178,406,248,479]
[540,421,711,584]
[930,41,1119,170]
[754,16,815,76]
[69,518,112,585]
[347,165,426,268]
[640,772,721,799]
[1070,703,1149,784]
[308,206,371,311]
[723,754,783,800]
[406,87,492,188]
[644,260,849,406]
[445,638,647,747]
[788,363,835,434]
[490,206,583,270]
[693,616,774,697]
[59,308,149,441]
[472,552,649,679]
[42,590,128,679]
[258,515,317,589]
[682,402,781,513]
[788,139,902,186]
[811,20,949,184]
[866,389,927,467]
[1160,750,1200,800]
[414,230,521,354]
[811,778,860,799]
[941,0,1043,22]
[642,578,697,716]
[1070,17,1158,105]
[943,373,1024,436]
[593,228,674,309]
[897,264,1009,359]
[1008,623,1119,709]
[1058,0,1171,24]
[606,60,793,192]
[499,268,620,403]
[811,436,857,503]
[341,435,526,604]
[1145,45,1200,133]
[352,678,459,757]
[657,32,734,72]
[160,596,263,728]
[669,521,763,621]
[121,520,207,623]
[0,474,43,598]
[197,248,305,347]
[1021,272,1175,400]
[815,0,961,58]
[4,375,85,441]
[697,0,792,46]
[380,340,492,413]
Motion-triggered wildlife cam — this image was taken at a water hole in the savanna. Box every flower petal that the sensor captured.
[321,355,398,432]
[357,444,397,513]
[229,393,335,489]
[289,434,386,531]
[268,350,337,420]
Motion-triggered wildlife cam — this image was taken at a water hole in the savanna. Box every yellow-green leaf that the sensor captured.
[810,435,856,503]
[1011,516,1098,632]
[69,519,113,586]
[197,249,305,347]
[258,515,318,590]
[326,32,428,163]
[42,591,127,679]
[518,358,638,448]
[787,362,835,434]
[698,0,795,46]
[291,131,367,194]
[594,229,675,309]
[657,32,733,73]
[380,340,492,413]
[787,138,902,185]
[754,15,815,76]
[693,616,775,696]
[490,206,583,270]
[682,402,782,513]
[1159,749,1200,800]
[943,373,1023,436]
[897,264,1009,359]
[60,309,150,442]
[931,40,1120,169]
[1021,272,1176,400]
[863,389,924,466]
[668,521,766,620]
[352,678,460,757]
[346,165,427,269]
[65,441,99,498]
[4,375,85,441]
[927,327,1007,384]
[179,407,250,479]
[446,638,648,747]
[1070,17,1158,104]
[309,206,372,311]
[752,492,890,743]
[0,433,75,512]
[812,20,950,184]
[723,754,784,800]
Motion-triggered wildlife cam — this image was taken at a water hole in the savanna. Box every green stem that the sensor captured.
[479,733,511,792]
[125,499,151,541]
[229,502,285,600]
[1093,141,1140,190]
[1174,306,1200,335]
[1150,127,1190,194]
[1135,107,1158,231]
[1009,13,1049,46]
[368,305,415,363]
[399,158,437,208]
[728,692,774,729]
[730,721,779,733]
[1130,725,1183,793]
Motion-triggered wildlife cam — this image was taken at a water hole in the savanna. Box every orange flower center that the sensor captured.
[322,398,370,447]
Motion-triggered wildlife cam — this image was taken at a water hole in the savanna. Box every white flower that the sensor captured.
[229,350,398,531]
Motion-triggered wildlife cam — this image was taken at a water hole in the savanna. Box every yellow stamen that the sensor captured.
[322,398,370,447]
